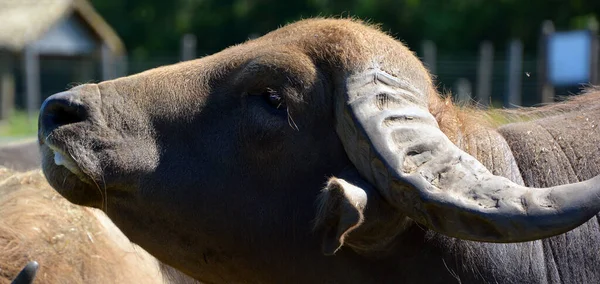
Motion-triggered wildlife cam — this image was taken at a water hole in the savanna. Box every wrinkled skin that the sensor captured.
[39,19,600,283]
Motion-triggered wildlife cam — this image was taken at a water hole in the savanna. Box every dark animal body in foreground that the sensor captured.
[37,18,600,283]
[10,261,38,284]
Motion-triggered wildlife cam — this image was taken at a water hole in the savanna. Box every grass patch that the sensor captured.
[0,110,38,137]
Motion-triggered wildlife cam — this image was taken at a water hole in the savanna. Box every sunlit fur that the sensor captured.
[0,168,166,283]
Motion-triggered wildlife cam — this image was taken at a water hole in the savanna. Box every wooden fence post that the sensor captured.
[589,19,599,85]
[506,39,523,107]
[116,54,128,78]
[422,40,437,74]
[23,45,40,117]
[455,78,472,105]
[101,43,117,81]
[0,52,15,120]
[181,34,197,62]
[538,20,555,104]
[476,41,493,106]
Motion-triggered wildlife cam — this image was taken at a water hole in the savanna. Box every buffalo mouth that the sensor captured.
[39,139,104,208]
[37,90,105,207]
[47,143,83,176]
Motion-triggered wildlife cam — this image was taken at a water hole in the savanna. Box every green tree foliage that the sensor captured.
[90,0,600,59]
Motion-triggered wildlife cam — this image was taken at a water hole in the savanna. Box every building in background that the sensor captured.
[0,0,125,120]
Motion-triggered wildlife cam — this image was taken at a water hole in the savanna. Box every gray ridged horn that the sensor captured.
[335,68,600,242]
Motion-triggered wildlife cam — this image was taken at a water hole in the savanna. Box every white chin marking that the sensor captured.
[54,151,67,166]
[54,151,81,174]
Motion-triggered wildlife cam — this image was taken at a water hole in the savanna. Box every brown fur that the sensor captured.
[430,87,600,165]
[431,87,600,135]
[494,87,600,121]
[0,168,165,284]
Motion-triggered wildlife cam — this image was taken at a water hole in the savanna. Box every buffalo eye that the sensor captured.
[263,89,286,110]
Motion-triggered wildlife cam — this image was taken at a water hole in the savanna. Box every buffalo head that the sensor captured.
[38,19,600,283]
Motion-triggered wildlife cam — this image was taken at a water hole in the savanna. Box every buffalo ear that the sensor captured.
[314,173,368,256]
[315,168,410,256]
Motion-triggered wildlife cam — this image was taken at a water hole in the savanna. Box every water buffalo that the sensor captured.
[38,18,600,283]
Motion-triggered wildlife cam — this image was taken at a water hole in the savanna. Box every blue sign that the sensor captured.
[547,30,592,86]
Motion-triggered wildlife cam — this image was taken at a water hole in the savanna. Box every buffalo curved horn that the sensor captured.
[335,68,600,242]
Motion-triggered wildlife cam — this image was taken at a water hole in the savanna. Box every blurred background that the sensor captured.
[1,0,599,140]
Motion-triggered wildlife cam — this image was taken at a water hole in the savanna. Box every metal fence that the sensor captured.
[432,54,544,107]
[6,54,590,111]
[5,39,598,112]
[8,55,177,109]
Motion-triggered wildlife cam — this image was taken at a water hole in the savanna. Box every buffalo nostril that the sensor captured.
[39,92,89,136]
